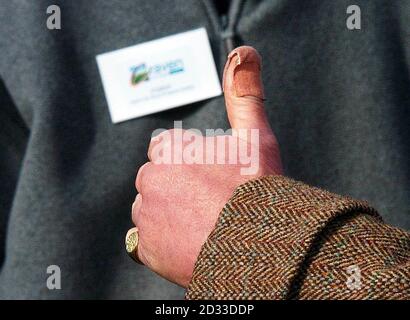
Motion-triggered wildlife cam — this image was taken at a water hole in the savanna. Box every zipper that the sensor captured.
[202,0,244,54]
[221,14,235,53]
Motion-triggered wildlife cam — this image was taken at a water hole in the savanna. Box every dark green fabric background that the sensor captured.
[0,0,409,299]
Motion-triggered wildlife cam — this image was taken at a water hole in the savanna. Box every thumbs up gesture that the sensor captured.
[127,47,283,287]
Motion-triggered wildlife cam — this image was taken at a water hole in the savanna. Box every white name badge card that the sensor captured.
[96,28,222,123]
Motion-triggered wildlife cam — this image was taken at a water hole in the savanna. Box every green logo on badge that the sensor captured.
[130,60,185,87]
[130,64,149,86]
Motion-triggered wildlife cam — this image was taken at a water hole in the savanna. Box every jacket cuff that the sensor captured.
[185,175,379,299]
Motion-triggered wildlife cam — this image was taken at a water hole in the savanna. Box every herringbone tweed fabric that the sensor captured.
[186,176,410,300]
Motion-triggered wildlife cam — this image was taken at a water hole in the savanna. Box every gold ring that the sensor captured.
[125,229,143,265]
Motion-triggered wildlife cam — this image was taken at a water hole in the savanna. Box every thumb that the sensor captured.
[223,46,273,137]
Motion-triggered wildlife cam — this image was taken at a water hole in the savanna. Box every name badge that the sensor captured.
[96,28,222,123]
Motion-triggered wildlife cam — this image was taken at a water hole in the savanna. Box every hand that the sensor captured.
[127,46,283,287]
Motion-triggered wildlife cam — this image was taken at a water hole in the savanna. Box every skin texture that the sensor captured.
[128,46,283,288]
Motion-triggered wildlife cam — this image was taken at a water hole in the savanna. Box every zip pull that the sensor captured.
[201,0,243,54]
[221,13,235,53]
[220,0,244,53]
[221,29,235,53]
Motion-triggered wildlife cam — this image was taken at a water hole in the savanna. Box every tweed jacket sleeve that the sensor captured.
[186,175,410,300]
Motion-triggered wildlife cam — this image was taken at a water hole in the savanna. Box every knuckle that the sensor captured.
[148,129,174,161]
[135,162,152,192]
